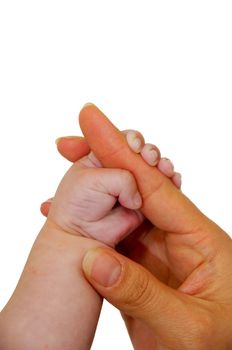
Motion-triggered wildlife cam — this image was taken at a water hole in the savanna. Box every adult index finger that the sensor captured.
[79,104,207,235]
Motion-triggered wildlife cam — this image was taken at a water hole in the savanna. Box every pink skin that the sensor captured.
[48,158,144,247]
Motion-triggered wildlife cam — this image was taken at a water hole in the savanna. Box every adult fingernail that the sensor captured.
[126,131,142,153]
[55,136,77,144]
[82,102,94,108]
[55,137,62,145]
[83,249,122,287]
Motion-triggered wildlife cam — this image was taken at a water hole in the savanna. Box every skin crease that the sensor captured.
[48,104,232,350]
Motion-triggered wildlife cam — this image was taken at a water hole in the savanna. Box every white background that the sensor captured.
[0,1,232,349]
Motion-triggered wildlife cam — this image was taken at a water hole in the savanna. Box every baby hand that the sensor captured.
[47,130,181,247]
[48,165,143,246]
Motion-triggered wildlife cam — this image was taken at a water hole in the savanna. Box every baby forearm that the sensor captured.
[0,221,104,350]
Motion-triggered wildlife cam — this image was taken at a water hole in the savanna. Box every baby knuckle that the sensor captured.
[120,169,134,185]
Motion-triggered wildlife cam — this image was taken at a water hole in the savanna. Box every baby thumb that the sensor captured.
[82,247,189,344]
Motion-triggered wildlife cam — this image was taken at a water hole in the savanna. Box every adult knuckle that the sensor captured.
[186,310,216,349]
[142,177,165,202]
[101,143,129,162]
[123,271,156,314]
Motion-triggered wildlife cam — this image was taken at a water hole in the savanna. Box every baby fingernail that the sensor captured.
[133,138,142,152]
[126,132,142,153]
[148,149,159,166]
[163,158,174,174]
[165,158,174,168]
[173,173,182,188]
[133,192,142,207]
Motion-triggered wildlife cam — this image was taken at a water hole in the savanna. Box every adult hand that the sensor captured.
[78,104,232,350]
[44,104,232,349]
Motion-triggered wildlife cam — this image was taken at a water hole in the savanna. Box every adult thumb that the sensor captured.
[82,247,193,346]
